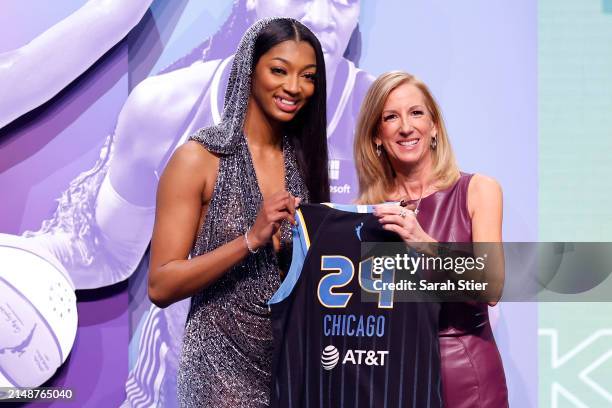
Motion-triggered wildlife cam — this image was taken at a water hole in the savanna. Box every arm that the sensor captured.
[0,0,153,129]
[148,141,299,308]
[22,61,222,290]
[147,141,243,308]
[467,174,504,306]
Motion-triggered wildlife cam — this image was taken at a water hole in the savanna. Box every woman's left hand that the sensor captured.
[373,204,437,254]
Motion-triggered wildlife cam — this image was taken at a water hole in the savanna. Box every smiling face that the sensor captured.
[375,82,438,169]
[250,40,317,123]
[248,0,360,70]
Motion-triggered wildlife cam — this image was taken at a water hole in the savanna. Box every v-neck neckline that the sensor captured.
[242,135,289,204]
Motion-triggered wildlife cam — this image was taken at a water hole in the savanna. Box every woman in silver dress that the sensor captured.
[147,18,329,407]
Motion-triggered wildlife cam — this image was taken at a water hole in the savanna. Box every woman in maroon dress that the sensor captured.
[353,71,508,407]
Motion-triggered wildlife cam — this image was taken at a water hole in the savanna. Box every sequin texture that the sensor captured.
[177,18,309,407]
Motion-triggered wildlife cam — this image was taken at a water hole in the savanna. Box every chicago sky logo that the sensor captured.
[355,222,364,241]
[321,345,340,370]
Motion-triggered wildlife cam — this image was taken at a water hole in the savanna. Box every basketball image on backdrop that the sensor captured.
[0,234,77,388]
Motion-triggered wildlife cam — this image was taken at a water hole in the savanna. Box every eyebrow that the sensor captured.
[271,57,316,70]
[382,105,425,113]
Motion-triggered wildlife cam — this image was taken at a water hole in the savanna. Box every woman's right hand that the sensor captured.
[247,191,301,250]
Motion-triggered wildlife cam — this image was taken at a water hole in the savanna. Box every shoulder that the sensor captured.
[169,140,219,174]
[162,141,219,185]
[467,173,503,216]
[157,140,220,204]
[126,59,223,115]
[113,59,225,152]
[336,59,374,114]
[468,173,502,195]
[351,66,375,110]
[354,67,375,91]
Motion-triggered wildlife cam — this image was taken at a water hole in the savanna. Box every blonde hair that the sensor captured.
[354,71,460,204]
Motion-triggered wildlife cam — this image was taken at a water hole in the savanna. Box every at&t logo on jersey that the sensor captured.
[321,346,389,370]
[321,345,340,370]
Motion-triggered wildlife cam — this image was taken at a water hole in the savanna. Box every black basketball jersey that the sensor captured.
[268,203,442,408]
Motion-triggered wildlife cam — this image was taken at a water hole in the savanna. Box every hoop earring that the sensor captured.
[376,143,382,157]
[430,136,438,150]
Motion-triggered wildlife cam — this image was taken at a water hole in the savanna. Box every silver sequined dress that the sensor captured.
[177,134,307,407]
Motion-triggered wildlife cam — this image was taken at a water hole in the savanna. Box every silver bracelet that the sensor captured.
[244,229,259,254]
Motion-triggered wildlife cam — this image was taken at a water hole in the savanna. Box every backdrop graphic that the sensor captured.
[538,0,612,406]
[0,0,588,407]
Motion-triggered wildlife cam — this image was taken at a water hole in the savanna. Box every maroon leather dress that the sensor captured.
[416,173,509,408]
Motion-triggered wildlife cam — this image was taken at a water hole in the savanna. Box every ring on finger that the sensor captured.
[399,208,408,218]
